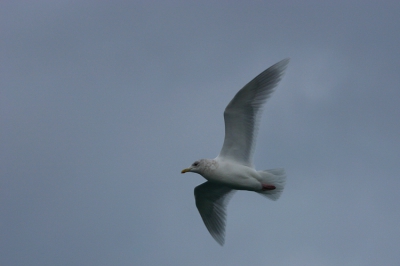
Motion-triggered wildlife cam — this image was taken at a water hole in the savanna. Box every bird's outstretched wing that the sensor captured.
[218,59,289,167]
[194,181,236,245]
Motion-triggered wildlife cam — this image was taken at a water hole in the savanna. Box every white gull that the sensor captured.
[181,59,289,245]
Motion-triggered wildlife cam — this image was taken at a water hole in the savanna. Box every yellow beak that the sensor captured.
[181,168,190,174]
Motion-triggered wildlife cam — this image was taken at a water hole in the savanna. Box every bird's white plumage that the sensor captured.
[182,59,289,245]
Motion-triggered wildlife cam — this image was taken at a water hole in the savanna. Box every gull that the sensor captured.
[181,59,289,245]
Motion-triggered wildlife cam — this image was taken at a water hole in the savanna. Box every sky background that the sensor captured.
[2,1,400,265]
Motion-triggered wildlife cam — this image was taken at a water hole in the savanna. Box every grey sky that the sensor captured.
[2,1,400,265]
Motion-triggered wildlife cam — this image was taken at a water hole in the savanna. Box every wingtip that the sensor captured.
[213,235,225,246]
[274,58,290,70]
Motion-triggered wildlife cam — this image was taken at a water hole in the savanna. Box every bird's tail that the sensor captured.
[257,168,286,201]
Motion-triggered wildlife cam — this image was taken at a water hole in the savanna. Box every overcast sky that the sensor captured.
[2,1,400,265]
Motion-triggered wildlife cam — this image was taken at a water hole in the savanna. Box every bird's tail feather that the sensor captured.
[257,168,286,201]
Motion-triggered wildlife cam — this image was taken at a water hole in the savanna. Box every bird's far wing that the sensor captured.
[194,181,236,246]
[218,59,289,167]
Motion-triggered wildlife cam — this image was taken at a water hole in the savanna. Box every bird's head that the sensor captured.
[181,159,203,174]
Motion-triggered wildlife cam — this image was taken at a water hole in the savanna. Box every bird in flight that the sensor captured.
[181,59,289,245]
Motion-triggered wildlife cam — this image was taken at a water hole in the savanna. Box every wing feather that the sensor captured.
[218,59,289,166]
[194,182,235,246]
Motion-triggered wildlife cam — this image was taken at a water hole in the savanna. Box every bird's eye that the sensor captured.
[192,161,199,167]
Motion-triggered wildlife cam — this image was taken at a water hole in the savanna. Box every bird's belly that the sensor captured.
[203,164,261,191]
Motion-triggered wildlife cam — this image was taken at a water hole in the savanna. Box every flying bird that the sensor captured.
[181,59,289,245]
